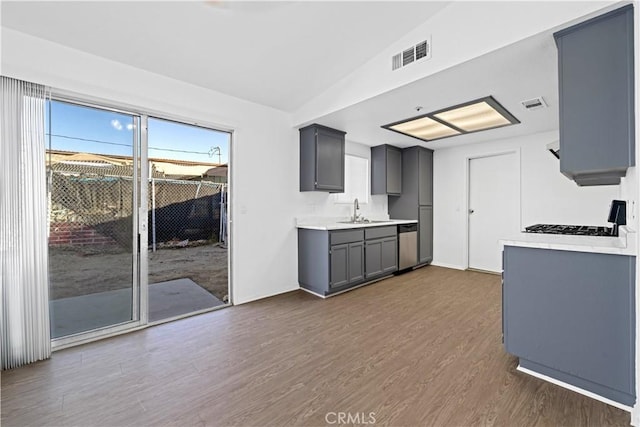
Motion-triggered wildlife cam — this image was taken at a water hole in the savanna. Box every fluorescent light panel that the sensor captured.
[434,101,511,132]
[390,116,460,140]
[382,96,519,142]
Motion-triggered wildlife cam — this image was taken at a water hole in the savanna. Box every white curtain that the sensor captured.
[0,76,51,370]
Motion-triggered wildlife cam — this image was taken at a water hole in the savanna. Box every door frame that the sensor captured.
[463,148,522,271]
[48,89,234,350]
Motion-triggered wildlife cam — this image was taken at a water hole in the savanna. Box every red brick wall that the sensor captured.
[49,222,117,247]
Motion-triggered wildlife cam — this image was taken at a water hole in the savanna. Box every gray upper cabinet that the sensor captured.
[418,149,433,205]
[554,5,635,186]
[371,144,402,195]
[299,124,346,192]
[389,146,433,266]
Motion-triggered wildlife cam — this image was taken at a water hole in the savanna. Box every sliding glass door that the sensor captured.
[47,100,141,339]
[46,97,231,344]
[146,117,230,323]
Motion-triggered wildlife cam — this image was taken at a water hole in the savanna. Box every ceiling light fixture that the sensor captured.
[382,96,519,142]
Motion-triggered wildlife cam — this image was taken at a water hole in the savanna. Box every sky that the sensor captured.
[46,100,230,164]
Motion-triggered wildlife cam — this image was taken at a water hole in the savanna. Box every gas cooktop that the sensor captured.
[524,224,615,237]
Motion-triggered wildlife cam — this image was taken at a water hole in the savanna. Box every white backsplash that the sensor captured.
[298,193,389,222]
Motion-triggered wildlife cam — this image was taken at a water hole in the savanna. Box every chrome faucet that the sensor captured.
[352,198,360,222]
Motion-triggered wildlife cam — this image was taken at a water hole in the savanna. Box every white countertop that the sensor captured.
[296,217,417,231]
[500,226,637,256]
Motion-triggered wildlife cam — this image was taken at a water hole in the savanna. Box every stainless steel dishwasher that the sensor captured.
[398,223,418,270]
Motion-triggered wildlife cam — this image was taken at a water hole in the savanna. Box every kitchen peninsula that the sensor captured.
[501,228,636,408]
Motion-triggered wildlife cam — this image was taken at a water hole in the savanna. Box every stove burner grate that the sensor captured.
[524,224,614,237]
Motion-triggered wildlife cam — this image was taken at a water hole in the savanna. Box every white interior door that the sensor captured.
[468,152,520,272]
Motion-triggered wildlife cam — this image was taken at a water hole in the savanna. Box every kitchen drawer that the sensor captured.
[330,229,364,245]
[365,226,397,240]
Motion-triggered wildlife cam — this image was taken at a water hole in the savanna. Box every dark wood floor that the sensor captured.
[1,266,630,426]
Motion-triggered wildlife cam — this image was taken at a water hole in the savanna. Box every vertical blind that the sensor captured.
[1,76,51,369]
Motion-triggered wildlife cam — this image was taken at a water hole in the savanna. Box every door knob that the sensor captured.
[469,209,475,214]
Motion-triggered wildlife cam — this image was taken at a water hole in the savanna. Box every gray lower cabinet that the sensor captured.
[381,238,397,273]
[554,5,635,186]
[329,244,349,288]
[503,245,635,406]
[298,226,397,296]
[365,237,397,279]
[364,240,382,278]
[329,242,364,289]
[371,144,402,195]
[299,124,346,192]
[348,242,365,284]
[418,206,433,264]
[364,225,398,279]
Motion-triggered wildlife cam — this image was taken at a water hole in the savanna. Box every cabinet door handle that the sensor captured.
[469,209,475,214]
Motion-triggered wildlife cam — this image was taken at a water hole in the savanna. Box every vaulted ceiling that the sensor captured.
[1,1,450,112]
[2,1,613,150]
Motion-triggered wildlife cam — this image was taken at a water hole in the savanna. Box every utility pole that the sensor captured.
[209,146,222,164]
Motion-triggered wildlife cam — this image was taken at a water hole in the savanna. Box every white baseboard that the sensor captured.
[430,261,466,270]
[517,364,632,412]
[299,287,326,299]
[300,276,390,299]
[235,285,299,305]
[631,406,640,426]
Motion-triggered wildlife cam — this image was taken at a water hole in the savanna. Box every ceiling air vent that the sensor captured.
[392,53,402,71]
[391,37,432,71]
[403,47,415,66]
[521,96,548,111]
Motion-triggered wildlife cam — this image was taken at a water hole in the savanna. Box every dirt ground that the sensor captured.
[49,243,228,302]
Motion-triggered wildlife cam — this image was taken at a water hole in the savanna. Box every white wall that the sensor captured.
[433,130,622,269]
[1,28,300,304]
[0,29,390,304]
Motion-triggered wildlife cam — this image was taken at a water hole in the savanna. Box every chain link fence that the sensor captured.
[48,167,226,251]
[149,178,226,250]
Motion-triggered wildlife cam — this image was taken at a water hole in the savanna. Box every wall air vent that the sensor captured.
[416,40,429,60]
[392,37,432,71]
[403,47,415,66]
[392,53,402,71]
[521,97,548,111]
